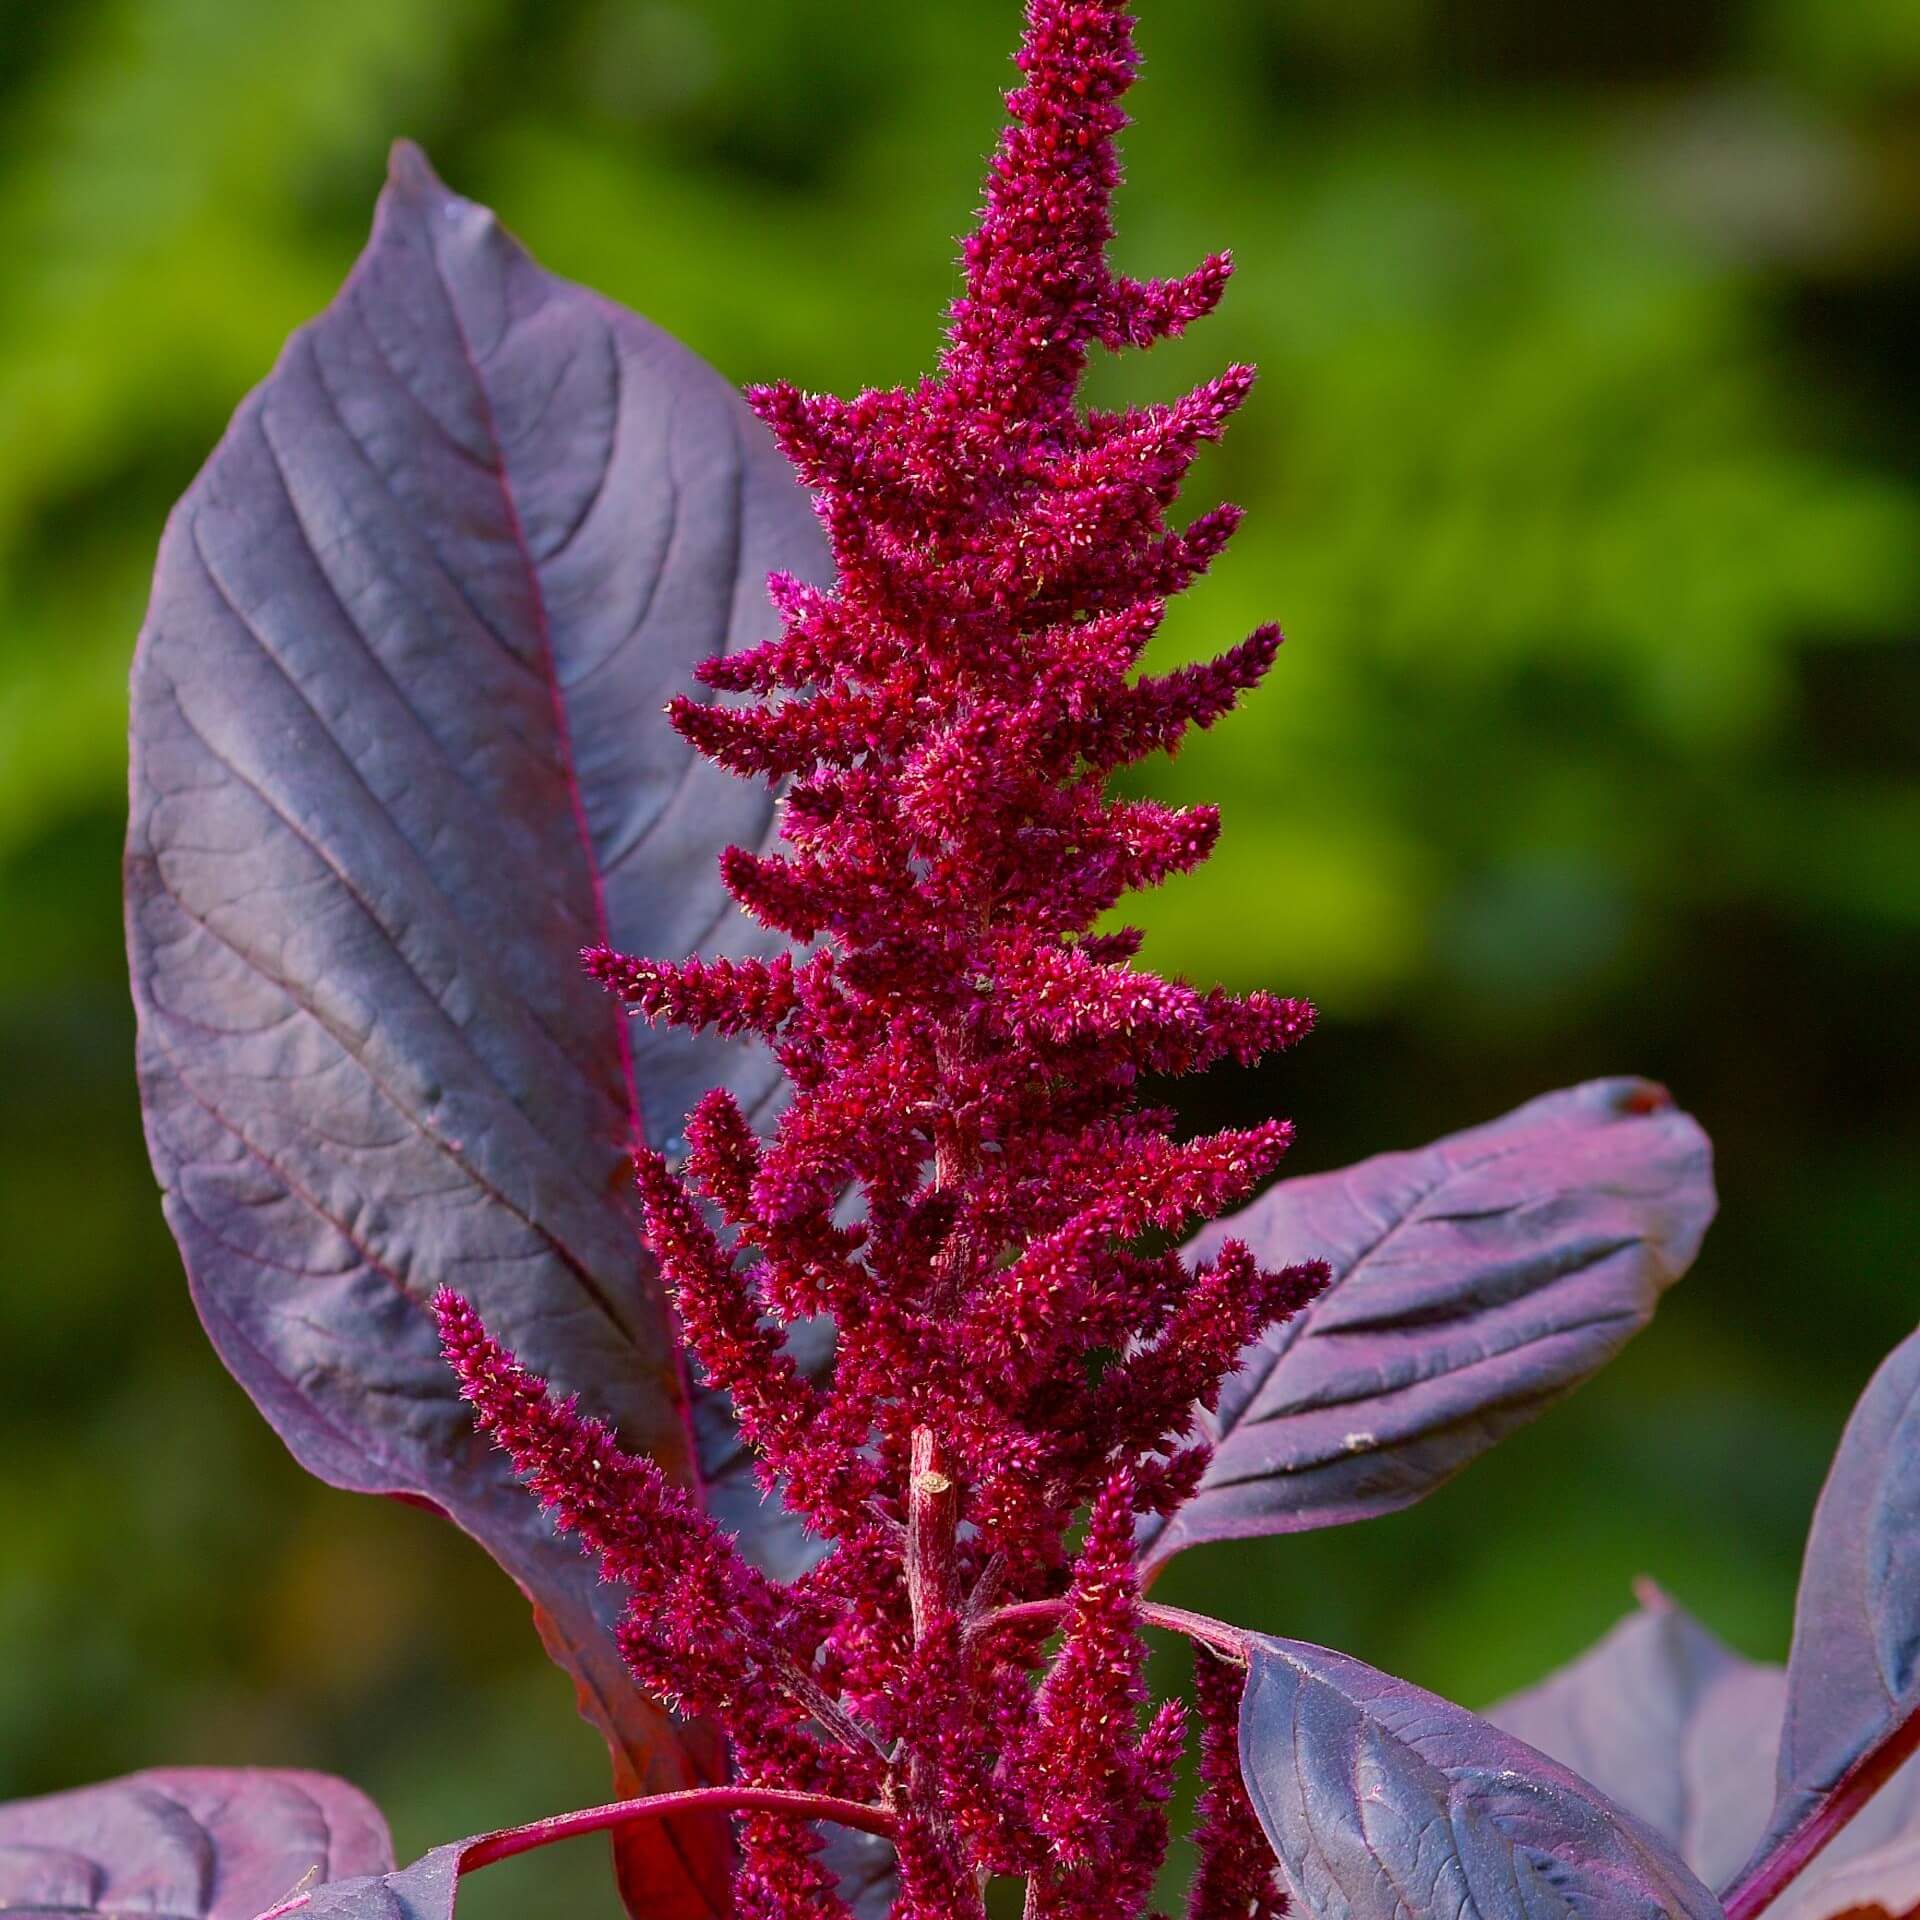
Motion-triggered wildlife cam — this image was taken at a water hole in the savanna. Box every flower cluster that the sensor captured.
[440,2,1323,1913]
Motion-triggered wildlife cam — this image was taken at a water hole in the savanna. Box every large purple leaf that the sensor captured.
[1490,1594,1920,1920]
[0,1768,391,1919]
[1766,1828,1920,1920]
[1729,1327,1920,1899]
[124,141,828,1917]
[263,1795,899,1920]
[302,1847,462,1920]
[1488,1594,1786,1891]
[1239,1636,1726,1920]
[1143,1078,1714,1567]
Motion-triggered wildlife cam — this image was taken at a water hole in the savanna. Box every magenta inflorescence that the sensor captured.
[439,3,1321,1913]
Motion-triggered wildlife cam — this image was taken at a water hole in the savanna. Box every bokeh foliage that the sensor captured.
[1,0,1914,1911]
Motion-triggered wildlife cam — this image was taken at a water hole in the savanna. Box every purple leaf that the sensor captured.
[0,1768,391,1919]
[1487,1592,1786,1891]
[1757,1752,1920,1920]
[297,1831,899,1920]
[1765,1830,1920,1920]
[1239,1636,1727,1920]
[1490,1594,1920,1920]
[264,1790,899,1920]
[301,1847,462,1920]
[1144,1078,1715,1566]
[1725,1327,1920,1914]
[125,141,827,1917]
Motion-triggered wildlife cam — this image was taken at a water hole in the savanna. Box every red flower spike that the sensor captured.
[451,4,1317,1911]
[584,947,799,1037]
[1188,1654,1288,1920]
[1024,1473,1154,1845]
[435,1290,787,1726]
[683,1086,764,1223]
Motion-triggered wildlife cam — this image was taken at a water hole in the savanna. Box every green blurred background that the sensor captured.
[1,0,1915,1909]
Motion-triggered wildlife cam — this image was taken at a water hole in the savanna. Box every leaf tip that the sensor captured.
[386,137,445,196]
[382,139,480,233]
[1618,1079,1676,1117]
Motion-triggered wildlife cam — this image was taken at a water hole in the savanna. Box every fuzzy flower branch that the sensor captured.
[437,3,1322,1914]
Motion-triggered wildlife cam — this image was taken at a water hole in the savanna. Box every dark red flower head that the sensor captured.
[449,5,1323,1913]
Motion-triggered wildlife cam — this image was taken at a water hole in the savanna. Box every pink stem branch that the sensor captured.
[460,1785,898,1870]
[251,1786,897,1920]
[1723,1699,1920,1920]
[977,1596,1250,1663]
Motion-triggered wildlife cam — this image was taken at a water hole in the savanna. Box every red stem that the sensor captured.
[1723,1699,1920,1920]
[907,1424,960,1643]
[978,1595,1250,1663]
[903,1422,984,1919]
[251,1786,896,1920]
